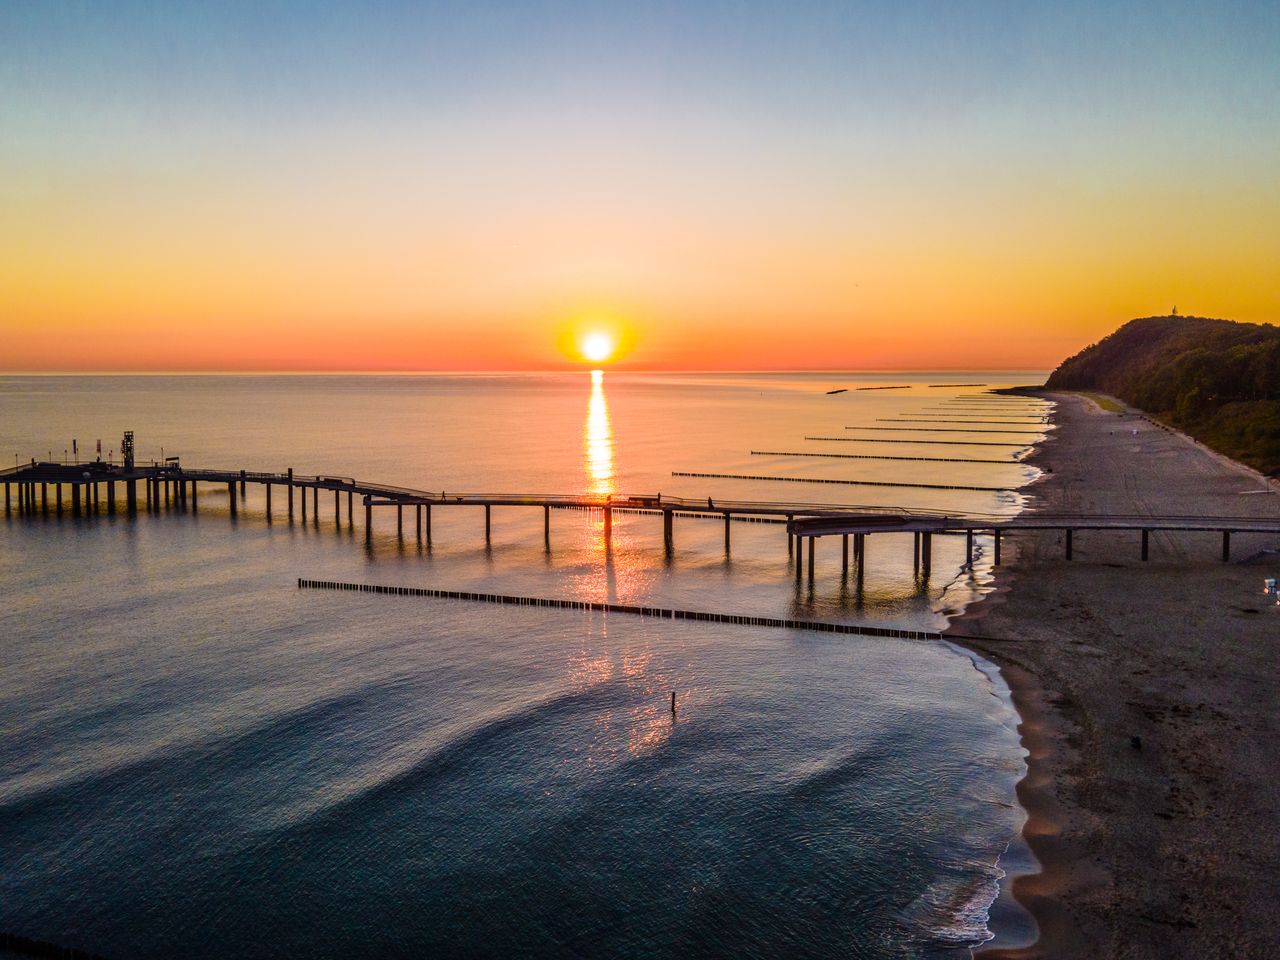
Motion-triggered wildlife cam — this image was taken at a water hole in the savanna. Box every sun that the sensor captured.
[580,331,615,364]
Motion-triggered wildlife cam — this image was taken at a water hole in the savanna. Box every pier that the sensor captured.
[4,459,1278,585]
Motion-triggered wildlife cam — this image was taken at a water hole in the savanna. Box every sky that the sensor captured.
[2,0,1277,371]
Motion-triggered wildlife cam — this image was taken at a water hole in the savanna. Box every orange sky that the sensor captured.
[3,2,1277,371]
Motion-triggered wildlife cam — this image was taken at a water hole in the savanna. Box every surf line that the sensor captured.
[805,436,1031,448]
[670,471,1013,492]
[750,450,1021,465]
[297,579,953,641]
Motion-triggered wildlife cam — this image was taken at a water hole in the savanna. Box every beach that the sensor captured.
[951,393,1280,958]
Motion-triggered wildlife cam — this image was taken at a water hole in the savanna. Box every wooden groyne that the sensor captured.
[296,578,947,641]
[671,471,1013,493]
[805,436,1031,447]
[750,450,1020,465]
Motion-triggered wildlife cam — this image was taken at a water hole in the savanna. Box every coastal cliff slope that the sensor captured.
[1046,315,1280,475]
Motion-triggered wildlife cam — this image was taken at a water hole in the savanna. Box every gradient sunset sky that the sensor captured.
[3,1,1277,371]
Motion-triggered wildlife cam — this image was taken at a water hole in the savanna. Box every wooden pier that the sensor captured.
[4,460,1279,585]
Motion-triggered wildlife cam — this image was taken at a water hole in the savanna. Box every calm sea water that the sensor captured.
[0,372,1046,958]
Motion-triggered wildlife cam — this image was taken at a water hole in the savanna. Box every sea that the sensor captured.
[0,372,1048,959]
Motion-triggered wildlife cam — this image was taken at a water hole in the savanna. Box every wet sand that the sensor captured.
[951,392,1280,959]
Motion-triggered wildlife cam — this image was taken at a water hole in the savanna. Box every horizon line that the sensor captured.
[0,367,1054,377]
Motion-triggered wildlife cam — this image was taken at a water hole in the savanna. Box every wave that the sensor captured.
[0,679,403,820]
[274,681,627,838]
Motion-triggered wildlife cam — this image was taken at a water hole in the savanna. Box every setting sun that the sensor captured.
[580,332,615,364]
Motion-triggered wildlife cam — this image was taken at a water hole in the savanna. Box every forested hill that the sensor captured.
[1046,315,1280,475]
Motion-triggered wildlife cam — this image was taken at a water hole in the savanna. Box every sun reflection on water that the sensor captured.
[583,369,614,496]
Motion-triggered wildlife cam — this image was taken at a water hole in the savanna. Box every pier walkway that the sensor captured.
[5,460,1279,584]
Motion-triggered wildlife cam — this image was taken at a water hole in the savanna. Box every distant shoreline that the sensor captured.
[949,390,1280,958]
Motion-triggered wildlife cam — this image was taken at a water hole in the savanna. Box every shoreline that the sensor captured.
[949,390,1280,958]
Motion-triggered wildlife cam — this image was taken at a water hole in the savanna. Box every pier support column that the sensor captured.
[604,505,613,540]
[191,480,198,512]
[397,504,403,538]
[347,490,353,527]
[40,483,48,515]
[842,534,849,575]
[795,536,803,579]
[364,498,372,540]
[145,478,151,512]
[265,483,272,520]
[335,489,340,524]
[993,529,1001,565]
[416,504,423,544]
[228,483,237,516]
[1141,529,1149,561]
[301,484,307,522]
[965,530,974,566]
[484,504,491,543]
[240,471,247,497]
[107,481,115,516]
[3,482,8,514]
[126,480,137,515]
[312,487,318,523]
[857,534,867,574]
[921,532,932,577]
[1065,529,1073,560]
[723,513,730,554]
[72,484,81,517]
[1222,531,1231,562]
[287,469,294,520]
[913,532,920,572]
[543,505,550,549]
[787,514,794,556]
[57,484,64,516]
[663,509,673,554]
[807,536,815,583]
[164,480,171,509]
[425,503,431,545]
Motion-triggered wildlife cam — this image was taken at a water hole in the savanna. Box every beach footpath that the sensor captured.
[951,392,1280,959]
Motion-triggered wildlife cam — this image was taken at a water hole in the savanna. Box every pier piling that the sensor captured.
[266,483,272,520]
[1065,528,1073,560]
[228,482,237,516]
[485,504,491,543]
[1141,529,1149,561]
[287,469,294,520]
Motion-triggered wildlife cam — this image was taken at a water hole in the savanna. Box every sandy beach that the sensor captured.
[952,392,1280,958]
